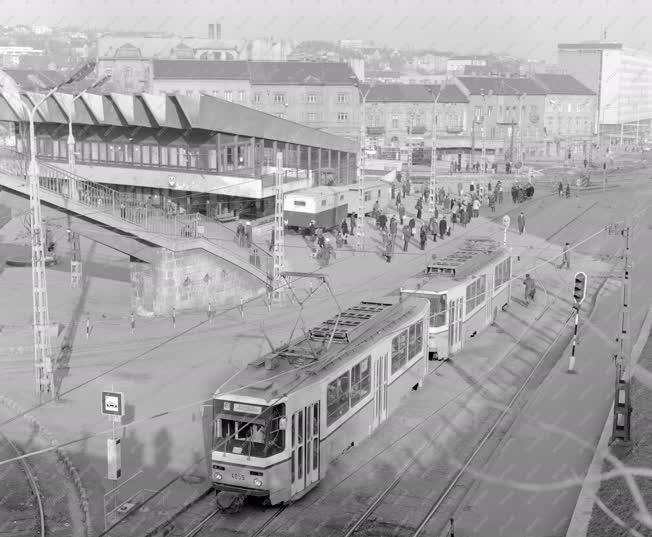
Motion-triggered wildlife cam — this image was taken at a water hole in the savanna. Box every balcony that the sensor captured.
[410,125,427,135]
[367,126,385,135]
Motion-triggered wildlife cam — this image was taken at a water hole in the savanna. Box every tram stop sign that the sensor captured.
[502,215,511,228]
[101,391,124,417]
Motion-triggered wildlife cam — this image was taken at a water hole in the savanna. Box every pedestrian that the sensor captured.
[402,225,411,252]
[472,198,480,218]
[317,231,326,249]
[409,217,416,236]
[130,312,135,335]
[558,181,564,198]
[415,198,423,220]
[308,220,316,238]
[391,182,396,200]
[398,204,406,225]
[396,191,402,208]
[489,193,496,212]
[429,214,438,241]
[390,216,398,241]
[384,233,394,263]
[523,274,536,306]
[207,301,213,323]
[85,315,91,340]
[341,218,349,244]
[565,184,571,198]
[419,224,427,250]
[497,182,504,204]
[245,221,253,248]
[439,216,447,239]
[459,206,466,228]
[450,208,457,231]
[511,184,518,204]
[120,202,126,219]
[517,211,525,235]
[559,242,571,269]
[236,222,245,247]
[378,212,387,231]
[172,306,176,328]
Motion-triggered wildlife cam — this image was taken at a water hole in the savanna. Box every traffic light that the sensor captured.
[573,271,587,305]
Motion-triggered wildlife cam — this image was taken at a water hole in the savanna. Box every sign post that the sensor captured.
[502,215,510,247]
[568,272,587,373]
[102,388,125,509]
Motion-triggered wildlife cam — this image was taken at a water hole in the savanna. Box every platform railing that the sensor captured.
[0,146,272,277]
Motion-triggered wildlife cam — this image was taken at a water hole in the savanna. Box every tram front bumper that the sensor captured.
[213,482,268,497]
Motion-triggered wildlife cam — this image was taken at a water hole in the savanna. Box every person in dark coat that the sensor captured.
[408,217,416,234]
[429,214,438,241]
[402,225,411,252]
[565,184,571,198]
[558,181,564,198]
[439,216,447,239]
[415,198,423,220]
[384,233,394,263]
[396,191,402,208]
[378,212,387,231]
[419,224,428,250]
[341,219,349,244]
[459,206,466,227]
[317,231,326,248]
[389,216,398,240]
[517,211,525,235]
[489,193,496,212]
[511,184,518,204]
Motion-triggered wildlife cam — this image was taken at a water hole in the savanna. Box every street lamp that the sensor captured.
[67,74,110,174]
[426,85,442,215]
[351,76,373,252]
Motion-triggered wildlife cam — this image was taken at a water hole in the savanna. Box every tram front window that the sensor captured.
[414,293,447,327]
[212,401,286,457]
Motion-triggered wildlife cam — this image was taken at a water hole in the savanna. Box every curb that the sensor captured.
[565,304,652,537]
[0,395,92,537]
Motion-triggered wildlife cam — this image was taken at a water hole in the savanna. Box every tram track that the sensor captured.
[0,430,45,537]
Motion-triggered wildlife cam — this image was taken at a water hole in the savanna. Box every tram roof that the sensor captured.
[213,296,428,403]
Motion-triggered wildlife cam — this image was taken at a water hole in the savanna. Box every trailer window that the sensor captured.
[391,330,408,373]
[321,199,327,206]
[408,324,417,358]
[294,201,306,207]
[494,258,511,288]
[408,322,423,360]
[351,356,371,405]
[466,276,487,312]
[327,372,350,425]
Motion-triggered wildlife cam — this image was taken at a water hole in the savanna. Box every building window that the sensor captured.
[273,93,285,104]
[391,114,399,129]
[567,103,572,113]
[474,106,482,120]
[487,106,494,117]
[294,200,306,207]
[337,93,349,104]
[307,93,317,104]
[254,93,263,103]
[327,372,350,426]
[337,112,348,121]
[425,294,447,327]
[391,330,408,374]
[186,90,193,96]
[224,90,233,102]
[465,275,486,313]
[307,112,317,122]
[494,258,511,288]
[238,90,245,102]
[350,356,371,406]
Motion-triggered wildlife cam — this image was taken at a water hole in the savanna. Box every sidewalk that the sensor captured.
[445,217,652,537]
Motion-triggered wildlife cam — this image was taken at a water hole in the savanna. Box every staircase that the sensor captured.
[0,147,272,283]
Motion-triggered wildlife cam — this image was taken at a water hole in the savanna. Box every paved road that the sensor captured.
[439,185,652,536]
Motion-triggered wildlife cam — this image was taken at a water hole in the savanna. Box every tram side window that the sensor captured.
[350,356,371,405]
[410,322,423,359]
[294,201,306,207]
[494,258,511,289]
[465,276,487,313]
[391,330,408,374]
[408,325,417,358]
[327,372,350,426]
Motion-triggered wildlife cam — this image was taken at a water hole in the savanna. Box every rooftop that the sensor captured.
[365,83,468,103]
[152,59,357,85]
[533,73,595,95]
[457,76,548,96]
[558,41,623,50]
[0,88,356,152]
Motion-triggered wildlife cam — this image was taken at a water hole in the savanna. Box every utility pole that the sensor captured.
[427,87,441,215]
[272,152,285,303]
[407,110,413,190]
[351,78,371,253]
[70,232,82,288]
[481,91,488,176]
[611,218,632,444]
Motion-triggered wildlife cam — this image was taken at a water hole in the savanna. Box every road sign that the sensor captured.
[573,272,587,305]
[102,391,124,417]
[502,215,511,228]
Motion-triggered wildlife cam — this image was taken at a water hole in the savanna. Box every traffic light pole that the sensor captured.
[568,307,580,373]
[568,271,587,373]
[611,218,632,445]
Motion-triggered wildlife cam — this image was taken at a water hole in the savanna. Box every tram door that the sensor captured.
[373,353,388,430]
[290,402,320,497]
[448,297,464,355]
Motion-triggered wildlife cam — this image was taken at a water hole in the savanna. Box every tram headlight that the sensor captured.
[215,473,223,481]
[253,478,263,487]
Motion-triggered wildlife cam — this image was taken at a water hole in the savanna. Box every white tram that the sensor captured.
[283,180,392,231]
[210,296,429,507]
[400,237,512,361]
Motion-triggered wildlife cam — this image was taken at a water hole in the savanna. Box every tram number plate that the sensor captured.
[231,473,245,481]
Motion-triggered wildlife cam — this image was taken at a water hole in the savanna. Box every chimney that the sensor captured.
[208,24,215,40]
[215,23,222,41]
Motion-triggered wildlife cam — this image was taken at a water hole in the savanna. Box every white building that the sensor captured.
[558,41,652,144]
[446,56,489,75]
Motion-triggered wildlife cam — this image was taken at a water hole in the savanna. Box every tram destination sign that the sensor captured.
[101,391,125,417]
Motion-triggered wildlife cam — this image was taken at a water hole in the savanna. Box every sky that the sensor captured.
[4,0,652,62]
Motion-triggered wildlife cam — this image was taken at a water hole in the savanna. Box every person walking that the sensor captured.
[130,312,135,335]
[120,202,126,219]
[497,182,504,204]
[511,184,518,204]
[172,306,176,329]
[523,274,536,306]
[439,215,447,239]
[398,203,406,225]
[558,181,564,198]
[489,192,496,212]
[245,221,253,248]
[384,233,394,263]
[207,301,213,324]
[565,184,571,198]
[472,198,480,218]
[402,225,411,252]
[459,205,466,228]
[517,211,525,235]
[559,242,571,269]
[396,191,402,208]
[429,214,438,241]
[415,198,423,220]
[341,219,349,245]
[419,224,428,250]
[85,315,91,340]
[390,216,398,242]
[409,217,416,236]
